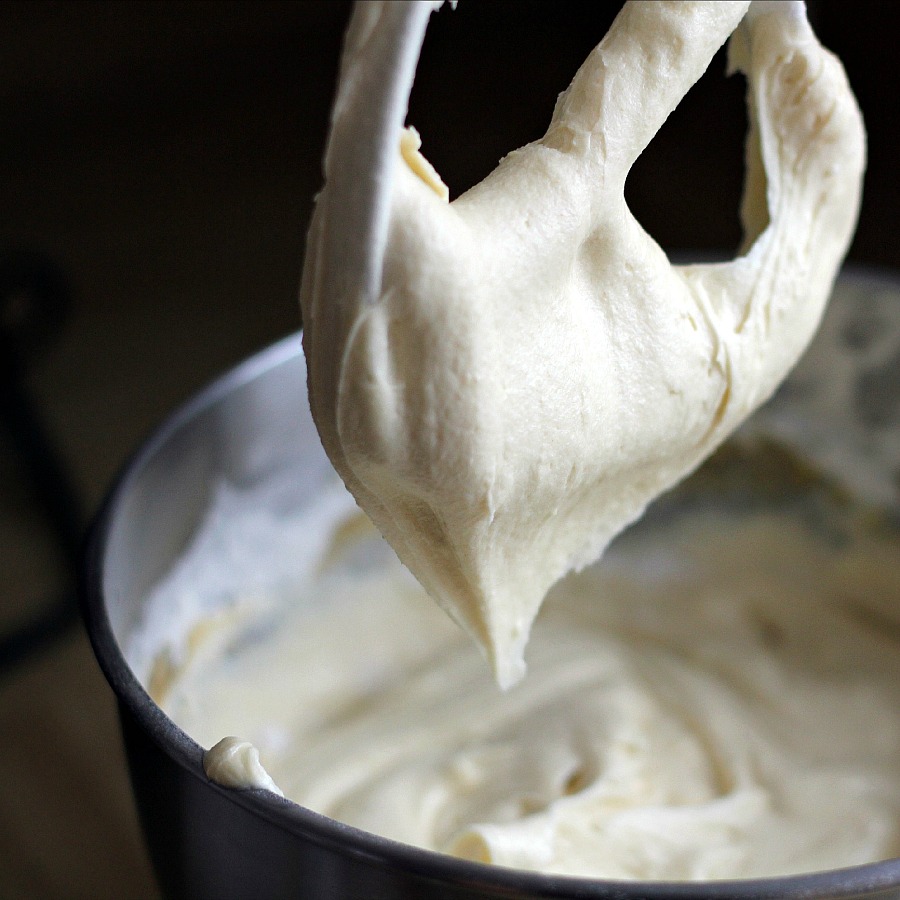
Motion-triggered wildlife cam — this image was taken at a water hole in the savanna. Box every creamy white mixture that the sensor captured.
[133,0,889,885]
[300,0,865,686]
[153,482,900,880]
[128,272,900,881]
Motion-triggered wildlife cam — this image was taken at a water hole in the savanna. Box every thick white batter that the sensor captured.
[131,0,888,884]
[300,0,866,686]
[149,476,900,881]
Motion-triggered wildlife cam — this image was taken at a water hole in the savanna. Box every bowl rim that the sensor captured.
[80,269,900,899]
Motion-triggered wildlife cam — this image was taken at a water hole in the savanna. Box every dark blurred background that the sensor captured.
[0,2,895,896]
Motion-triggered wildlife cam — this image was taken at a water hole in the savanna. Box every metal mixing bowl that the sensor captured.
[81,270,900,899]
